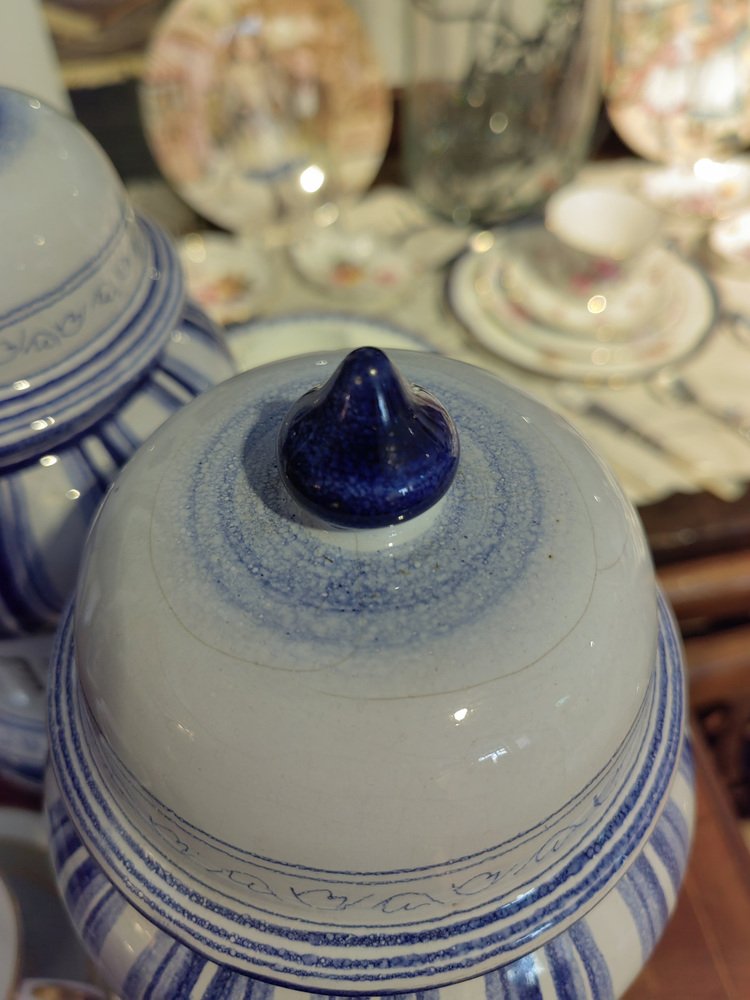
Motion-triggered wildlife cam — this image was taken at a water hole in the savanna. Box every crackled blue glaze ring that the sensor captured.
[278,347,459,528]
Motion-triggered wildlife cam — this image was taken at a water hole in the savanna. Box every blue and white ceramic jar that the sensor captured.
[45,348,694,999]
[0,87,235,788]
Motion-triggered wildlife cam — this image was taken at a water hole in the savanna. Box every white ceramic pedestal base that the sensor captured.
[45,742,694,1000]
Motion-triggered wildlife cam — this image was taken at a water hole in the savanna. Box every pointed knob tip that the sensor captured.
[278,347,459,529]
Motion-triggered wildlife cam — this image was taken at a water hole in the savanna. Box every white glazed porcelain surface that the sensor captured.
[0,87,237,650]
[0,88,144,371]
[449,234,717,381]
[51,350,669,989]
[48,587,689,995]
[45,710,694,999]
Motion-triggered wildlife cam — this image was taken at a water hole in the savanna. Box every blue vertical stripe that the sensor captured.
[100,413,142,459]
[677,740,694,785]
[75,437,116,494]
[149,943,208,999]
[569,921,614,1000]
[649,824,685,896]
[125,937,182,999]
[67,443,109,524]
[63,850,103,917]
[546,932,587,999]
[47,793,81,871]
[485,953,544,1000]
[81,882,124,956]
[0,476,59,632]
[661,798,691,862]
[147,369,197,410]
[618,854,668,961]
[197,965,243,1000]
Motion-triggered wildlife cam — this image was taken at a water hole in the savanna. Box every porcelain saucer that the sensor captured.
[640,158,750,219]
[449,239,717,382]
[479,227,664,340]
[178,231,274,326]
[0,806,97,985]
[226,311,432,371]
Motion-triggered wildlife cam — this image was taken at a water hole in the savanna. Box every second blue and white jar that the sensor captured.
[0,87,235,788]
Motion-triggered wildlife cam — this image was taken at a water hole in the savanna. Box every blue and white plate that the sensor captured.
[226,311,433,371]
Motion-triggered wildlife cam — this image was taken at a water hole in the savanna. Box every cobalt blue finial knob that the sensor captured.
[278,347,460,529]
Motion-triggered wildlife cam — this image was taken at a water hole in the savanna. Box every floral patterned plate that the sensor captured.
[449,235,717,382]
[140,0,392,234]
[225,311,432,371]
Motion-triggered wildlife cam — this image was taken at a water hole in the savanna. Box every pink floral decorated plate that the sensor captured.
[140,0,392,233]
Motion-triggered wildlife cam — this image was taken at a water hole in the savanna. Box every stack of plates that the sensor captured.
[448,225,717,381]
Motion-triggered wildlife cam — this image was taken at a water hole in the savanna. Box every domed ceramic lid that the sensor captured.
[0,88,184,467]
[62,348,668,991]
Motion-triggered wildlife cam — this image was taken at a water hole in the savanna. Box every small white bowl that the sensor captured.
[288,226,417,305]
[545,183,662,263]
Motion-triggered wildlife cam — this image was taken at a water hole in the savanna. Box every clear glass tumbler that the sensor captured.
[400,0,610,226]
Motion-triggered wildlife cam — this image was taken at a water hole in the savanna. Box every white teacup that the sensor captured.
[501,184,665,339]
[543,183,663,289]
